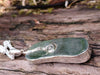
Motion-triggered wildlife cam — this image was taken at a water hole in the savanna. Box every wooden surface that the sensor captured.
[0,7,100,75]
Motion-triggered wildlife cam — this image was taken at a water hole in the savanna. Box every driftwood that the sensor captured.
[0,7,100,75]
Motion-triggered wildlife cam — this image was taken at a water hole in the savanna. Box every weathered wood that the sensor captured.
[42,24,100,34]
[0,60,100,75]
[0,7,100,75]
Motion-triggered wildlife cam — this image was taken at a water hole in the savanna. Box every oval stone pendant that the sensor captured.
[25,38,91,64]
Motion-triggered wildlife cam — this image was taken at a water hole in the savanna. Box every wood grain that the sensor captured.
[0,7,100,75]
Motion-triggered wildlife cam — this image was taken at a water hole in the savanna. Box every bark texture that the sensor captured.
[0,7,100,75]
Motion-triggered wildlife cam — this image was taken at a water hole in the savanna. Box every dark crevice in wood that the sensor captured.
[80,63,100,68]
[39,19,100,25]
[0,69,47,74]
[16,2,65,10]
[0,68,66,75]
[92,47,100,49]
[90,44,100,50]
[40,21,85,25]
[92,20,100,23]
[90,44,100,46]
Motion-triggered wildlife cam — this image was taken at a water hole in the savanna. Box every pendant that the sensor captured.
[24,38,91,64]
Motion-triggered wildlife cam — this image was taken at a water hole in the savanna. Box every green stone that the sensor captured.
[25,38,89,60]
